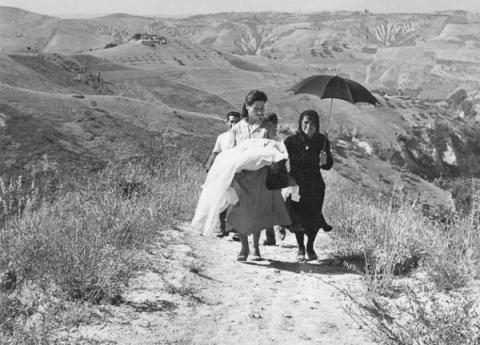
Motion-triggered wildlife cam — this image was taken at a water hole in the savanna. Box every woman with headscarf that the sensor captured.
[284,109,333,261]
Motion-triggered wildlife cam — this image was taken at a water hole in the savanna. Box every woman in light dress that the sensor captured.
[226,90,291,261]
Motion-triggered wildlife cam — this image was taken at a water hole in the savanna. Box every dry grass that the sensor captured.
[345,288,480,345]
[0,150,203,343]
[324,178,480,344]
[325,179,480,293]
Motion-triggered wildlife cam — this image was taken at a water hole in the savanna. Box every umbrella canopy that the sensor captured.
[287,75,379,106]
[287,75,380,152]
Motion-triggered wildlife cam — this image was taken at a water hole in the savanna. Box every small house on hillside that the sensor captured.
[134,33,167,47]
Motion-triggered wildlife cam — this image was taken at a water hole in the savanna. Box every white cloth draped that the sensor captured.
[190,138,289,236]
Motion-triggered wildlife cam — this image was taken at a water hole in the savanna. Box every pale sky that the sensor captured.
[0,0,478,17]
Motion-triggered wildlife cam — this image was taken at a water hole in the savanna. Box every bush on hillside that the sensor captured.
[447,88,468,107]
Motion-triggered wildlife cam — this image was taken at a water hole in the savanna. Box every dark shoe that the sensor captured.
[263,238,276,246]
[307,251,318,260]
[278,227,286,241]
[216,231,228,238]
[232,233,240,242]
[322,223,333,232]
[251,254,263,261]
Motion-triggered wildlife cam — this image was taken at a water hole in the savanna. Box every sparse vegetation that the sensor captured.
[0,150,203,343]
[104,43,117,49]
[327,180,480,291]
[346,288,480,345]
[173,57,185,66]
[324,178,480,344]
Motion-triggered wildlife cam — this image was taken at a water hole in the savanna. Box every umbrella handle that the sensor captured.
[321,98,333,152]
[325,98,333,132]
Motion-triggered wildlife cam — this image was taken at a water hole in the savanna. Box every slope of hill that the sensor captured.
[1,49,236,115]
[0,7,58,51]
[88,40,282,107]
[0,53,104,94]
[2,7,480,209]
[0,82,224,179]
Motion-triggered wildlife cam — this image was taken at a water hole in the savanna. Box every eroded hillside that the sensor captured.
[2,7,480,209]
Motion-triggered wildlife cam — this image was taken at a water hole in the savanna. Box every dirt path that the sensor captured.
[68,227,377,345]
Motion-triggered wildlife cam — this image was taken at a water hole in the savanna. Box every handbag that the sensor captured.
[266,159,290,190]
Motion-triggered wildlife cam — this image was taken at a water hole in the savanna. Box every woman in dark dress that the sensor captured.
[284,109,333,261]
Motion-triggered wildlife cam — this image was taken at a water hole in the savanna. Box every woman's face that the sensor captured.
[246,101,265,123]
[301,116,316,138]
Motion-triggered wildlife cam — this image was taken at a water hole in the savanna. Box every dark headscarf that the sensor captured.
[297,109,320,137]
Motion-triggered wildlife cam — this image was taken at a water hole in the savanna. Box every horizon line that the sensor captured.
[1,5,478,20]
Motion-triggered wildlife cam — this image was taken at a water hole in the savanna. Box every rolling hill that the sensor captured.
[0,80,224,180]
[3,6,480,209]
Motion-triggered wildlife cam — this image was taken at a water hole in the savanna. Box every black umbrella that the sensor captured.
[287,75,379,140]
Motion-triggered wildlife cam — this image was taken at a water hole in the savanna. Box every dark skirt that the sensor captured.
[286,176,327,236]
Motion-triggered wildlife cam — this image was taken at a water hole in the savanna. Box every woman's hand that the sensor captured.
[287,175,297,187]
[319,151,327,166]
[269,161,280,173]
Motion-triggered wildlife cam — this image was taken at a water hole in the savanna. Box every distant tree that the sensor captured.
[132,33,142,40]
[447,88,468,107]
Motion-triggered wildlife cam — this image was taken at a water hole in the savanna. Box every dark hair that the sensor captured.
[265,112,278,125]
[298,109,320,134]
[241,90,268,118]
[226,111,241,120]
